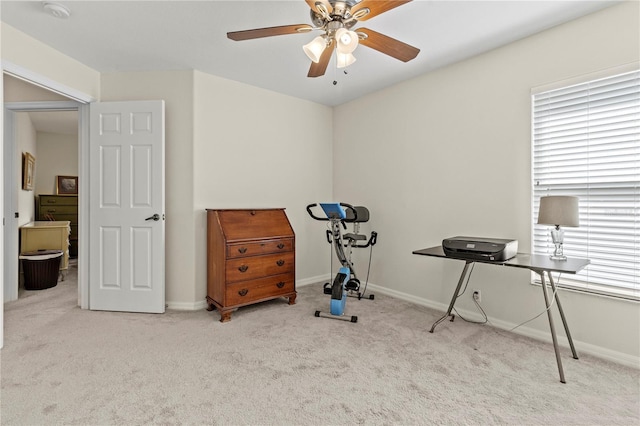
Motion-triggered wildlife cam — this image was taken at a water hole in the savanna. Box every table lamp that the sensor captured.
[537,196,579,260]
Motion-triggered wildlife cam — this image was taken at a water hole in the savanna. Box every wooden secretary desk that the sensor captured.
[206,209,297,322]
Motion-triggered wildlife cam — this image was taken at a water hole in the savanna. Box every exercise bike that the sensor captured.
[306,203,378,322]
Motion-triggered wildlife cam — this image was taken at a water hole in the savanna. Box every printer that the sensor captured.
[442,236,518,261]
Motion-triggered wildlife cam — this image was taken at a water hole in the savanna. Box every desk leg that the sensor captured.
[547,271,578,360]
[540,272,566,383]
[430,261,473,333]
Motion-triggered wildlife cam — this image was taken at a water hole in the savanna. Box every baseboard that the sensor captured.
[297,274,331,288]
[166,300,208,311]
[166,275,331,311]
[366,282,640,369]
[165,278,639,368]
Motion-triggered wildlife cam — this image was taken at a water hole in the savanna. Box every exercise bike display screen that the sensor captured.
[320,203,347,220]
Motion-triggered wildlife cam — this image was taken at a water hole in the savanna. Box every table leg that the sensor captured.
[430,260,473,333]
[546,271,578,359]
[540,272,566,383]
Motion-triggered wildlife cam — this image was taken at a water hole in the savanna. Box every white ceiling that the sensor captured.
[1,0,620,107]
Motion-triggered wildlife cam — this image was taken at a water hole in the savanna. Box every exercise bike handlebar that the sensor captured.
[306,203,358,223]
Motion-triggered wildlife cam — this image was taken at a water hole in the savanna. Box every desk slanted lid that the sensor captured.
[209,209,294,242]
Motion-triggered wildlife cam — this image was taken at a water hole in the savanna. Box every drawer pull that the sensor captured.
[238,289,249,297]
[276,260,285,267]
[238,265,249,273]
[47,209,56,213]
[277,243,285,249]
[238,247,247,254]
[276,282,285,289]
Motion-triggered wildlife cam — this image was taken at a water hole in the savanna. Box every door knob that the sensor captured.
[145,214,160,221]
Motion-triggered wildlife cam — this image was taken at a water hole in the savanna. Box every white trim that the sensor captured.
[3,109,18,303]
[296,274,331,287]
[3,101,81,111]
[78,105,90,309]
[366,282,640,369]
[2,60,96,103]
[167,300,209,311]
[1,74,3,349]
[3,101,86,309]
[531,61,640,95]
[165,274,332,311]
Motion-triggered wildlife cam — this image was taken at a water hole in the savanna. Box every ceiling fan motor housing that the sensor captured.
[227,0,420,78]
[310,0,360,29]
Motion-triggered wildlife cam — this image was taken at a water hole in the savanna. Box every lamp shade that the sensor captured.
[537,196,579,227]
[336,52,356,68]
[303,36,327,63]
[335,28,358,54]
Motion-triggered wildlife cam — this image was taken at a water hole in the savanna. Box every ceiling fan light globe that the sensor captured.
[336,52,356,68]
[303,36,327,63]
[335,28,358,54]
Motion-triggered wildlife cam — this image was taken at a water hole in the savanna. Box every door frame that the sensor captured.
[3,101,89,308]
[2,62,94,315]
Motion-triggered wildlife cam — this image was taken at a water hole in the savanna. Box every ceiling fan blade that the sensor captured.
[357,28,419,62]
[350,0,412,21]
[305,0,333,15]
[227,24,313,41]
[308,41,335,78]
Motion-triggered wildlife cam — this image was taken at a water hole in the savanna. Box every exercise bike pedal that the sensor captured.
[323,282,332,295]
[345,278,360,291]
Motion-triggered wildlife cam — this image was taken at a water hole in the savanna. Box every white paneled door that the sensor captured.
[89,101,165,313]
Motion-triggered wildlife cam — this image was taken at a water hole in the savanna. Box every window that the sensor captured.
[532,69,639,300]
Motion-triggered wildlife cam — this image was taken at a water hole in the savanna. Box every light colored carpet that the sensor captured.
[2,262,639,425]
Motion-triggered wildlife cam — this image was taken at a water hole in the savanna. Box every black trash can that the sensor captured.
[20,250,63,290]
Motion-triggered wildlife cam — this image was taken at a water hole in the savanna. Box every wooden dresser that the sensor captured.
[206,209,296,322]
[37,195,78,258]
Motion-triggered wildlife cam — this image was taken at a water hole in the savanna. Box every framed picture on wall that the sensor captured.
[22,152,35,191]
[56,175,78,195]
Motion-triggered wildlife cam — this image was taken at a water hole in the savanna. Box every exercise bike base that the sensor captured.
[348,293,375,300]
[314,310,358,323]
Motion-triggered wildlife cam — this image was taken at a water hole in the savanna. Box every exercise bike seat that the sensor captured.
[344,233,367,241]
[344,206,369,223]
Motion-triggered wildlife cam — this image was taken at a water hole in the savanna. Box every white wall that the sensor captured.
[1,23,100,100]
[192,71,334,303]
[333,1,640,365]
[4,75,72,102]
[15,113,36,227]
[35,131,78,195]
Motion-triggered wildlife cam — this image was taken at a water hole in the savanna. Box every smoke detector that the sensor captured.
[43,2,71,19]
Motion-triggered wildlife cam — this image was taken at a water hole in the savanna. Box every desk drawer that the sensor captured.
[39,195,77,206]
[225,274,294,306]
[226,252,294,283]
[227,238,293,259]
[38,211,77,222]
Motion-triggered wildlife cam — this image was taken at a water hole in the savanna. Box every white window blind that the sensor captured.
[532,69,640,300]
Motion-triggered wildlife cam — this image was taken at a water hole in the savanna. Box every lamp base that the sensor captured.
[550,226,567,261]
[549,254,568,261]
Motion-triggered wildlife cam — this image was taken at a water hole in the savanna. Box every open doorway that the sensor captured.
[3,75,82,304]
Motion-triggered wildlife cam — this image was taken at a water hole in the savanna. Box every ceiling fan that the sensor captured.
[227,0,420,78]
